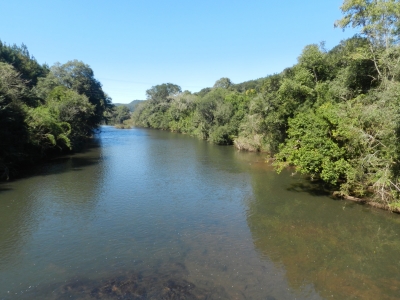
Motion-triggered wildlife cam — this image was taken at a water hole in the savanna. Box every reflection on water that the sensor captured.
[0,126,400,299]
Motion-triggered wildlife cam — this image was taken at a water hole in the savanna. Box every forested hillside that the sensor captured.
[114,100,143,112]
[129,1,400,210]
[0,41,112,178]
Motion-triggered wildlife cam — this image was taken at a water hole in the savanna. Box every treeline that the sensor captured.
[129,1,400,209]
[105,105,131,127]
[0,41,112,178]
[104,100,144,128]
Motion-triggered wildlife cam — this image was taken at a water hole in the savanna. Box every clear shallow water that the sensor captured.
[0,126,400,299]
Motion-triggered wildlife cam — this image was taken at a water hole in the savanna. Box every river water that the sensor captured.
[0,126,400,299]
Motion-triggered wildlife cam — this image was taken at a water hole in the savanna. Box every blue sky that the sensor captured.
[0,1,358,103]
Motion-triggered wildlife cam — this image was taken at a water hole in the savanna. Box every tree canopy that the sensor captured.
[146,83,182,103]
[0,41,112,177]
[335,0,400,48]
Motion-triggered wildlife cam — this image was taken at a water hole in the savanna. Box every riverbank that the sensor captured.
[333,192,400,213]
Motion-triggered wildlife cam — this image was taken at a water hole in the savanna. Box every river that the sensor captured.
[0,126,400,299]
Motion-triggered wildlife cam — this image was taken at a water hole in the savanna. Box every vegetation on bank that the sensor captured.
[0,41,112,178]
[128,0,400,209]
[104,100,144,127]
[105,105,131,126]
[114,100,143,112]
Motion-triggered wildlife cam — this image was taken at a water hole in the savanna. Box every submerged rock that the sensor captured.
[56,272,221,299]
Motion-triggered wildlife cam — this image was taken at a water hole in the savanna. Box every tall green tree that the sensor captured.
[0,41,49,87]
[146,83,181,103]
[45,86,95,148]
[213,77,232,89]
[0,62,30,169]
[36,60,112,127]
[0,42,112,179]
[335,0,400,49]
[335,0,400,83]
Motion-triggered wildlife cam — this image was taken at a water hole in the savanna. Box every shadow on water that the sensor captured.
[0,138,102,194]
[38,155,101,176]
[0,182,12,193]
[286,178,333,197]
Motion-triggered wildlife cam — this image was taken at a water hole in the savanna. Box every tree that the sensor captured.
[108,105,131,125]
[298,44,329,82]
[0,62,30,168]
[335,0,400,49]
[213,77,232,89]
[36,60,112,127]
[195,87,212,97]
[146,83,181,103]
[274,105,350,184]
[335,0,400,82]
[26,106,71,154]
[0,43,114,178]
[0,40,49,87]
[326,37,378,99]
[45,86,95,147]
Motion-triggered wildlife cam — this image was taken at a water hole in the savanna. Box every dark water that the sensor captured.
[1,126,400,299]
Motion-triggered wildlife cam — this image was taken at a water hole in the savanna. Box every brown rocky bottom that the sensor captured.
[56,272,228,300]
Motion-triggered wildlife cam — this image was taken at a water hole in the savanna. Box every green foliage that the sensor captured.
[194,87,212,97]
[208,125,234,145]
[298,44,329,82]
[275,90,400,203]
[338,85,400,201]
[26,106,72,153]
[0,40,49,87]
[113,100,143,112]
[327,37,378,98]
[335,0,400,49]
[231,77,266,93]
[45,86,95,147]
[274,105,351,184]
[0,62,30,102]
[213,77,232,89]
[107,105,131,125]
[0,43,110,178]
[146,83,182,103]
[0,63,30,167]
[36,60,112,127]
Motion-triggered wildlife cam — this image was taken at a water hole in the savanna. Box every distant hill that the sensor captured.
[113,100,144,112]
[231,77,267,92]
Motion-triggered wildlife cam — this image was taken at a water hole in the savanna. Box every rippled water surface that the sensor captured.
[1,126,400,299]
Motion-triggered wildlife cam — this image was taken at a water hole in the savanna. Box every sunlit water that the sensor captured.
[1,126,400,299]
